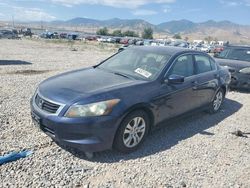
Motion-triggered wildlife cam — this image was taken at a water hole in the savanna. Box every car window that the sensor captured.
[169,55,194,77]
[217,48,250,62]
[210,58,217,70]
[195,55,213,74]
[227,49,250,61]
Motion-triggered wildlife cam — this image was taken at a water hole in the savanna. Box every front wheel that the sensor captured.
[113,110,150,153]
[208,89,224,114]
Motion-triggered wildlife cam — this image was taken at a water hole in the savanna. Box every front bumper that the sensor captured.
[230,72,250,89]
[30,99,121,152]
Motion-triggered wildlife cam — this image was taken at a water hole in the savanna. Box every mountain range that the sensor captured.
[49,17,248,33]
[10,17,250,43]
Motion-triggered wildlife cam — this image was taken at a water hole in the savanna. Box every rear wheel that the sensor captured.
[208,89,224,113]
[114,110,150,153]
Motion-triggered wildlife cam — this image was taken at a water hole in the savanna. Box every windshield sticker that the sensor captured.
[134,68,152,78]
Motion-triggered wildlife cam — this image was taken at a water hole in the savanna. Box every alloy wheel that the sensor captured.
[122,117,146,148]
[213,91,223,111]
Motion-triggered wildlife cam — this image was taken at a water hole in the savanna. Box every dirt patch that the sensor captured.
[7,70,50,75]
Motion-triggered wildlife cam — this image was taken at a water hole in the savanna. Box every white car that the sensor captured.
[200,46,210,53]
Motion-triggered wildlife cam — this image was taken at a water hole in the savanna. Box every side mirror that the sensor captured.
[166,74,185,84]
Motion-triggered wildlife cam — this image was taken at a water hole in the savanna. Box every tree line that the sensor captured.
[96,27,153,39]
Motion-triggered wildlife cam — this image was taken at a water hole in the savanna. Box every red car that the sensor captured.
[212,45,224,53]
[120,38,129,44]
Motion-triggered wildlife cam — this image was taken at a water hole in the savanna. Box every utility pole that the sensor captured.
[41,20,43,30]
[12,15,15,28]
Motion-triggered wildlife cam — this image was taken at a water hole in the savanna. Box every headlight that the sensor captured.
[239,67,250,74]
[65,99,120,118]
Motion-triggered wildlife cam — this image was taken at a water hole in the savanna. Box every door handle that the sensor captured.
[192,80,198,85]
[214,73,220,78]
[192,80,198,90]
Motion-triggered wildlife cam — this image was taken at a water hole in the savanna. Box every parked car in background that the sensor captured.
[21,28,32,37]
[120,38,129,44]
[97,36,107,42]
[67,33,78,40]
[128,39,137,45]
[107,37,116,43]
[143,40,154,46]
[169,41,188,48]
[135,40,144,46]
[85,35,97,41]
[215,45,250,89]
[200,45,210,53]
[0,30,18,39]
[40,32,59,39]
[176,42,189,48]
[114,37,122,43]
[60,33,68,39]
[212,45,224,54]
[31,46,230,155]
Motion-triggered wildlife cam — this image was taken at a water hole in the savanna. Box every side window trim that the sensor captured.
[209,57,218,71]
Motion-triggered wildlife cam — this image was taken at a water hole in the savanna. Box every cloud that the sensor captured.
[0,1,56,21]
[219,0,250,6]
[61,3,73,7]
[13,6,56,21]
[162,5,171,13]
[132,9,158,16]
[219,0,239,6]
[244,0,250,6]
[51,0,176,9]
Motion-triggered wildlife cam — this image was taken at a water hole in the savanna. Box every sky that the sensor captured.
[0,0,250,25]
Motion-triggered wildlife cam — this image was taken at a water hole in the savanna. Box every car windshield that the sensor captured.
[217,48,250,62]
[98,48,171,81]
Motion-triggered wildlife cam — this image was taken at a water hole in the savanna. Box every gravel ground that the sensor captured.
[0,39,250,188]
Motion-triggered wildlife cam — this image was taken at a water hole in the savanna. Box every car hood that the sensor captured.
[38,67,137,104]
[215,58,250,70]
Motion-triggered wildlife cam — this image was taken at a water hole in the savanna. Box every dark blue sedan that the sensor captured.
[31,46,231,154]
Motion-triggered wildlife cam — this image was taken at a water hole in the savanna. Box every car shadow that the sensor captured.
[230,88,250,94]
[59,98,242,162]
[0,60,32,65]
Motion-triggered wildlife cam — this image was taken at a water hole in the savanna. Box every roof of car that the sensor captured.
[129,46,197,55]
[225,44,250,49]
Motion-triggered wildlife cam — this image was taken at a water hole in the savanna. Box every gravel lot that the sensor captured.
[0,39,250,188]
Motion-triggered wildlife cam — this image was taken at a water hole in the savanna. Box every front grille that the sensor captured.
[35,94,60,114]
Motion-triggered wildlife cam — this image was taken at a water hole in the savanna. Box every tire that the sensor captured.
[208,88,225,114]
[113,110,150,153]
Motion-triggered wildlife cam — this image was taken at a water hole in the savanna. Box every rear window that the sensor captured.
[217,48,250,62]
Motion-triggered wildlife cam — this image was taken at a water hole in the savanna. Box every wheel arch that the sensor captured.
[121,103,155,130]
[220,85,227,96]
[112,103,155,150]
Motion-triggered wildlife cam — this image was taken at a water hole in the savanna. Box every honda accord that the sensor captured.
[31,46,230,154]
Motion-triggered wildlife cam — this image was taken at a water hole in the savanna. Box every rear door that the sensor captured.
[193,54,219,106]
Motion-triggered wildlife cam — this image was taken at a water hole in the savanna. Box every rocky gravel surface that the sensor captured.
[0,39,250,188]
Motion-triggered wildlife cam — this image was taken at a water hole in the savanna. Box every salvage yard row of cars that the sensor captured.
[1,28,225,54]
[31,45,241,157]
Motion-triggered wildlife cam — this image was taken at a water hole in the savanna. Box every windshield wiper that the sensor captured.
[114,72,135,80]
